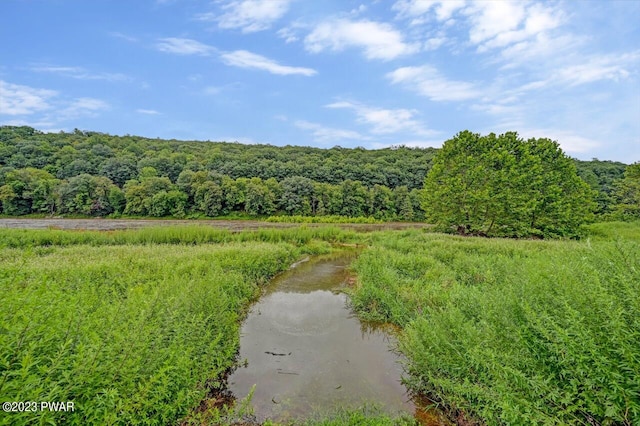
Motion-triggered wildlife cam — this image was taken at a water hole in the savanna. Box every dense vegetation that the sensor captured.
[0,126,431,220]
[2,222,639,424]
[0,126,634,225]
[422,131,596,238]
[350,222,640,425]
[0,226,361,426]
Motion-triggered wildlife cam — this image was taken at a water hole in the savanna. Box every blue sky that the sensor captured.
[1,0,639,162]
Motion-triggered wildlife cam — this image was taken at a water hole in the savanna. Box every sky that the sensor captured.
[1,0,639,162]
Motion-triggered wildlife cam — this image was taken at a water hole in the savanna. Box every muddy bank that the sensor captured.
[0,218,430,232]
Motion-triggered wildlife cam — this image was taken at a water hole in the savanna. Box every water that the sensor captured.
[228,252,414,422]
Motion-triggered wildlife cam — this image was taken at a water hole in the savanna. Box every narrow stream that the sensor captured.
[228,252,414,423]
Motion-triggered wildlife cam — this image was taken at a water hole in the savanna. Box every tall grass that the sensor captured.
[350,223,640,425]
[0,238,318,425]
[0,225,362,249]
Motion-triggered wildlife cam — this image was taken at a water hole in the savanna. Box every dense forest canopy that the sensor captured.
[0,126,633,224]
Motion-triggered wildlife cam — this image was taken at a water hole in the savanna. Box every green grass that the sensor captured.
[349,222,640,425]
[4,222,637,425]
[0,226,356,425]
[0,225,362,249]
[585,220,640,241]
[298,405,417,426]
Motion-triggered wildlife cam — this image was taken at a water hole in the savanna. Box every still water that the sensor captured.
[228,253,414,422]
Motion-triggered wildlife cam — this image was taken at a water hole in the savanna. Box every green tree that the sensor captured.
[313,182,341,216]
[280,176,315,215]
[612,162,640,220]
[245,178,276,216]
[338,179,368,217]
[0,168,59,215]
[370,184,394,219]
[100,157,137,187]
[394,186,413,221]
[220,176,246,214]
[123,176,173,216]
[57,174,120,216]
[422,131,595,238]
[148,190,188,217]
[194,181,223,216]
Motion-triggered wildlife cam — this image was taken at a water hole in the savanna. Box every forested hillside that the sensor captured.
[0,126,630,221]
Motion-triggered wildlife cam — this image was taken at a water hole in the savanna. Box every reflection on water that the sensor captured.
[228,253,414,422]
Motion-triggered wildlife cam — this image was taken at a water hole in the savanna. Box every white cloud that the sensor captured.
[30,65,130,82]
[58,98,109,121]
[470,1,564,57]
[277,26,299,43]
[0,80,57,115]
[136,109,161,115]
[387,65,481,101]
[393,1,566,62]
[504,51,640,93]
[423,37,446,51]
[393,0,466,22]
[326,101,434,136]
[517,129,602,154]
[0,82,109,129]
[203,0,292,33]
[221,50,317,76]
[553,52,639,86]
[156,38,215,55]
[465,1,527,46]
[305,18,418,60]
[295,120,369,143]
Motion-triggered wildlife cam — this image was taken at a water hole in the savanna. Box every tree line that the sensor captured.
[0,126,636,227]
[0,166,423,220]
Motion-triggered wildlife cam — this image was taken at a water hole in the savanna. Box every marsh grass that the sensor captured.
[0,226,350,425]
[350,223,640,425]
[0,225,362,249]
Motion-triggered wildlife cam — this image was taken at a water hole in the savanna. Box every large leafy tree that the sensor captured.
[0,167,59,215]
[280,176,315,215]
[422,131,595,238]
[57,174,122,216]
[245,178,276,216]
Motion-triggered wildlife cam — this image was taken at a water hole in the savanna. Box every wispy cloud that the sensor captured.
[108,31,139,43]
[277,26,299,43]
[197,0,292,33]
[517,129,602,154]
[326,100,435,136]
[30,65,130,82]
[305,18,418,60]
[551,52,640,87]
[387,65,481,101]
[0,80,109,128]
[155,36,315,76]
[0,80,57,115]
[221,50,317,76]
[295,120,369,143]
[393,0,570,65]
[393,0,466,23]
[57,98,109,121]
[136,109,161,115]
[156,37,216,55]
